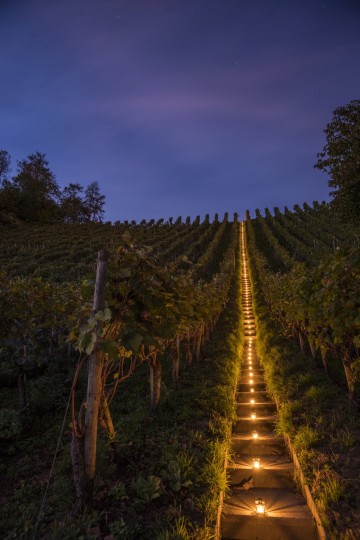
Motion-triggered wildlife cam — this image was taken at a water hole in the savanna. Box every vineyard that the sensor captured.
[0,204,359,539]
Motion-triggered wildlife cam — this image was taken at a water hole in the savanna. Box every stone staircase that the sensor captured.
[220,225,317,540]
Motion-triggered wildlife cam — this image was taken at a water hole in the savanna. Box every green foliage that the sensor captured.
[275,401,297,436]
[0,150,106,224]
[131,474,163,503]
[293,425,320,452]
[109,518,141,539]
[248,240,360,536]
[314,469,345,510]
[29,374,69,413]
[161,459,193,492]
[0,221,241,539]
[247,210,360,398]
[0,408,21,442]
[109,481,127,501]
[315,99,360,224]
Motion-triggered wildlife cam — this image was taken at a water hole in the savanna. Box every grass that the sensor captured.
[293,426,320,452]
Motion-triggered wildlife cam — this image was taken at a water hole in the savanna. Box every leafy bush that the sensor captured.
[0,408,22,441]
[161,460,192,492]
[131,474,163,503]
[29,374,69,413]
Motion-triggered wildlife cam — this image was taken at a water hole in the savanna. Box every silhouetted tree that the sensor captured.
[4,152,60,222]
[84,181,105,222]
[315,99,360,224]
[61,183,87,223]
[0,150,11,185]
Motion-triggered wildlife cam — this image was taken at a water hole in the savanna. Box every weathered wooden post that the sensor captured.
[82,250,107,507]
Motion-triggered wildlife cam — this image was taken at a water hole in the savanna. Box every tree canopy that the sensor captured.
[315,99,360,224]
[0,150,11,185]
[0,150,106,225]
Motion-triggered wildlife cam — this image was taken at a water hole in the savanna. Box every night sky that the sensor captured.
[1,0,360,222]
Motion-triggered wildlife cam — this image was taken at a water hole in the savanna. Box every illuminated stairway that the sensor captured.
[220,224,317,540]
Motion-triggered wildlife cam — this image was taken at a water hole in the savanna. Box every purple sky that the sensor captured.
[1,0,360,221]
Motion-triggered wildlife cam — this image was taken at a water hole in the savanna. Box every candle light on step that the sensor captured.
[251,412,256,420]
[252,458,260,469]
[252,430,258,439]
[255,497,265,514]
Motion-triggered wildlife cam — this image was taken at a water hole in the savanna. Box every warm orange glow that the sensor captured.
[252,430,258,439]
[253,458,260,469]
[251,412,256,420]
[249,378,253,384]
[250,388,254,393]
[255,497,265,514]
[250,398,254,404]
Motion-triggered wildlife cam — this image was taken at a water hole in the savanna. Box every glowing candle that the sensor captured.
[255,498,265,514]
[252,430,258,439]
[252,458,260,469]
[251,412,256,420]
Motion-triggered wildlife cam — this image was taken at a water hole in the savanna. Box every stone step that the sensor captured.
[238,377,264,386]
[236,413,277,422]
[227,467,294,490]
[236,403,276,416]
[221,488,317,540]
[232,435,285,456]
[233,418,277,434]
[241,368,263,376]
[236,400,274,407]
[237,383,266,392]
[236,391,268,402]
[229,454,293,470]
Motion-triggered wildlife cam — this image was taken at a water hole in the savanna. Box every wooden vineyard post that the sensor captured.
[186,327,193,366]
[171,334,180,384]
[149,353,162,409]
[100,394,116,442]
[320,348,329,374]
[82,250,107,508]
[299,331,305,353]
[343,361,355,401]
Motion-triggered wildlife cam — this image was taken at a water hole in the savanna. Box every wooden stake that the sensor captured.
[82,250,107,508]
[149,354,162,409]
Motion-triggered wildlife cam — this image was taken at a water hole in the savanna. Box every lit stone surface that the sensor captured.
[221,223,316,540]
